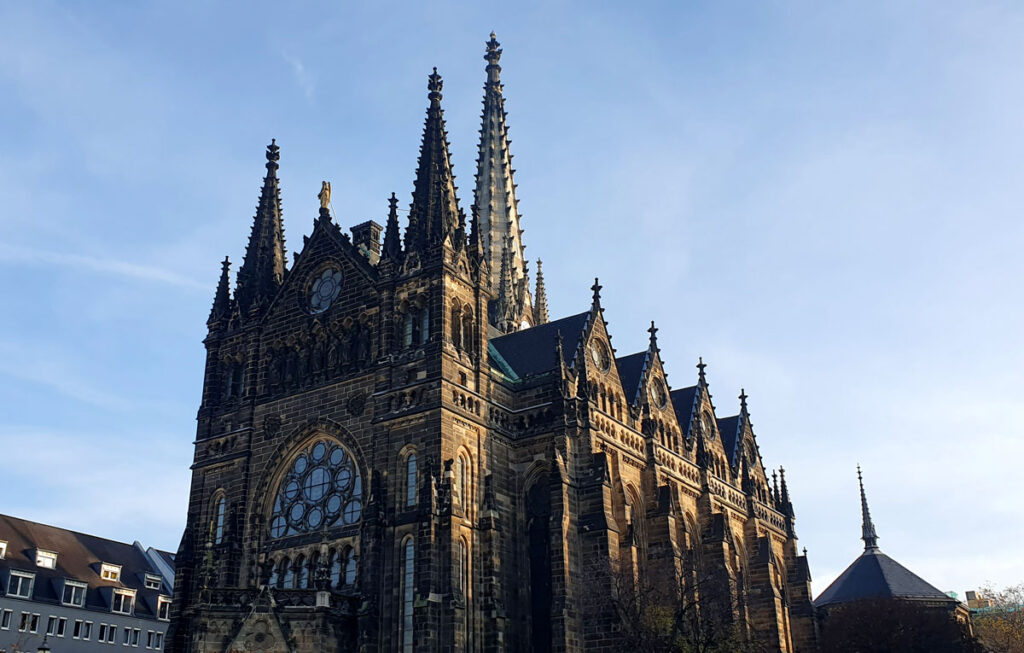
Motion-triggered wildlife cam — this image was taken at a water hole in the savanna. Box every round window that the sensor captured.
[268,439,362,538]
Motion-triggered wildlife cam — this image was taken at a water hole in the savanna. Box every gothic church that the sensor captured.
[169,35,817,652]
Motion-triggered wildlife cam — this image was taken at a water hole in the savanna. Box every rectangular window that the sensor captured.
[57,617,67,637]
[144,574,162,590]
[157,597,171,621]
[101,563,121,582]
[18,612,29,632]
[62,580,87,606]
[124,626,131,645]
[132,627,141,646]
[99,623,108,641]
[8,571,35,598]
[155,632,164,650]
[84,621,93,640]
[0,609,10,629]
[147,630,154,648]
[30,614,39,633]
[108,624,117,643]
[73,619,83,639]
[35,549,58,569]
[47,615,57,635]
[112,589,135,615]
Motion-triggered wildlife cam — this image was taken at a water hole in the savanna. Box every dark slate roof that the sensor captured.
[0,513,173,619]
[814,549,957,608]
[717,415,741,464]
[154,549,176,568]
[671,385,698,435]
[489,311,590,380]
[616,352,648,404]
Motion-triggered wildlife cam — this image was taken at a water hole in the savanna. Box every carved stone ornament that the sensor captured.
[348,392,367,417]
[263,414,283,441]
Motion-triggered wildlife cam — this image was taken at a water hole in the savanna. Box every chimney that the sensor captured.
[350,220,383,265]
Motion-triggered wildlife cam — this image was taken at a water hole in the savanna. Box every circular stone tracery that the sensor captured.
[309,267,343,314]
[269,438,362,539]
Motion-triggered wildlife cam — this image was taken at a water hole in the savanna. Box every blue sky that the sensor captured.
[1,1,1022,597]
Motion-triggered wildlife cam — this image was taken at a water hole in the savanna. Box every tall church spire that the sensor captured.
[405,69,461,255]
[475,33,533,326]
[858,465,880,551]
[235,140,287,312]
[533,258,549,325]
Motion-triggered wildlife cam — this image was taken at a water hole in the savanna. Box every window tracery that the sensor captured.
[268,438,363,539]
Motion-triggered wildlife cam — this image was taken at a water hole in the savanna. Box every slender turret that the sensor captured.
[208,257,232,325]
[382,192,402,261]
[235,140,287,313]
[858,465,879,550]
[533,259,549,325]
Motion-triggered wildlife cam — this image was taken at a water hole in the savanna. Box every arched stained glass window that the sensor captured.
[296,554,308,588]
[214,496,226,544]
[330,550,341,588]
[281,557,293,589]
[344,549,357,586]
[401,538,415,653]
[269,439,362,539]
[405,454,418,507]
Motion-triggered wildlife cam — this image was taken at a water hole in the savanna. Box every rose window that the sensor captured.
[309,267,342,314]
[269,439,362,538]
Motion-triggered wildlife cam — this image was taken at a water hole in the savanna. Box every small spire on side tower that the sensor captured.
[858,465,880,551]
[533,258,549,325]
[235,139,287,313]
[697,357,708,386]
[382,192,402,261]
[591,277,603,311]
[647,321,660,354]
[208,256,232,325]
[405,69,461,254]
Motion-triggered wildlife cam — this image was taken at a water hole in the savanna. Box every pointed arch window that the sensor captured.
[295,554,308,588]
[400,538,415,653]
[329,549,341,588]
[461,308,474,355]
[451,305,463,350]
[405,453,418,507]
[343,547,357,586]
[268,560,280,588]
[280,557,293,589]
[213,495,226,544]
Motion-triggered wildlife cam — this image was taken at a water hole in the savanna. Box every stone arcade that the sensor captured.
[168,34,818,653]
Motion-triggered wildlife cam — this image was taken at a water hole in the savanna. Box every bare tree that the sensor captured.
[819,599,982,653]
[974,583,1024,653]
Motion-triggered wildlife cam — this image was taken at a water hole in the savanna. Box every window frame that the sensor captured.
[405,452,418,507]
[35,549,58,569]
[157,596,172,621]
[62,579,88,607]
[100,562,122,582]
[400,537,415,653]
[0,540,7,559]
[213,494,226,544]
[111,588,136,615]
[0,609,11,630]
[8,570,35,598]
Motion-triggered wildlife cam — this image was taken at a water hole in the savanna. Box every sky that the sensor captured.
[1,1,1022,599]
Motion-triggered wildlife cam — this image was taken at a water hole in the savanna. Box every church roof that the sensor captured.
[717,415,741,465]
[814,549,956,608]
[488,311,589,379]
[615,352,648,404]
[671,385,698,432]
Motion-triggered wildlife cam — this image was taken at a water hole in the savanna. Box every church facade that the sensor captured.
[168,35,817,653]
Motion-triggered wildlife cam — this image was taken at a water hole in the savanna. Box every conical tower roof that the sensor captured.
[235,140,287,312]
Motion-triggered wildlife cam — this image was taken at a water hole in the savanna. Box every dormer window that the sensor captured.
[111,588,135,615]
[100,563,121,582]
[144,574,162,590]
[35,549,58,569]
[62,580,87,607]
[0,540,7,559]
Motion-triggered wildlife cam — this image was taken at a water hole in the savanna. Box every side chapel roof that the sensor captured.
[488,311,589,379]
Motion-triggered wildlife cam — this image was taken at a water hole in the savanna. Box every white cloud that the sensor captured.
[282,51,316,101]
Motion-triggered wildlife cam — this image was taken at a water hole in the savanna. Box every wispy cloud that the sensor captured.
[281,51,316,101]
[0,342,131,411]
[0,244,206,291]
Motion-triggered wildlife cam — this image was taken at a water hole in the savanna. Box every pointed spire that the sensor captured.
[858,465,880,551]
[490,234,517,333]
[475,33,532,326]
[382,192,402,261]
[533,258,549,325]
[208,256,232,325]
[772,469,780,503]
[648,321,659,353]
[697,356,708,386]
[405,69,461,254]
[779,466,793,517]
[235,139,287,313]
[591,277,603,311]
[739,388,749,415]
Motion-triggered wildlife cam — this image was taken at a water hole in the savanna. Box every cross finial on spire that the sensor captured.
[266,138,280,171]
[648,321,659,352]
[485,32,502,66]
[858,465,880,551]
[739,388,748,412]
[697,356,707,384]
[428,67,443,101]
[591,277,602,308]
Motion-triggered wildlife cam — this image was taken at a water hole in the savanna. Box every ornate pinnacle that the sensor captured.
[208,256,232,325]
[554,330,564,367]
[235,139,287,313]
[533,258,549,325]
[486,32,502,64]
[648,321,659,353]
[591,277,602,309]
[697,356,707,385]
[428,67,443,102]
[858,465,880,551]
[266,138,280,172]
[382,192,402,261]
[739,388,748,413]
